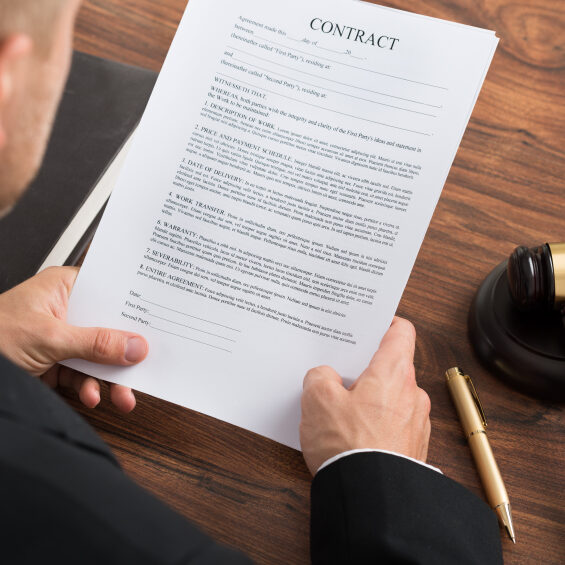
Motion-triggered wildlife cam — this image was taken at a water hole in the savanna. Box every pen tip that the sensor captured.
[495,503,516,544]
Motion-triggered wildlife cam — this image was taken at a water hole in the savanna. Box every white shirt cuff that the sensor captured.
[317,448,442,475]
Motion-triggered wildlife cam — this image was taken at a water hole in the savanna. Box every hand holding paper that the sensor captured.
[0,266,148,411]
[300,317,430,475]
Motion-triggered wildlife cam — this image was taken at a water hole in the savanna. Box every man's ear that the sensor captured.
[0,34,33,149]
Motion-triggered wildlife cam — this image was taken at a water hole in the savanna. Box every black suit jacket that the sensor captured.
[0,356,503,564]
[311,453,503,564]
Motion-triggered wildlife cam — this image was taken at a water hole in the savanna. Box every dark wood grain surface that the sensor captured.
[68,1,565,563]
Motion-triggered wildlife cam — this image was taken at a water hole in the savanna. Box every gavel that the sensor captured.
[507,243,565,322]
[468,242,565,399]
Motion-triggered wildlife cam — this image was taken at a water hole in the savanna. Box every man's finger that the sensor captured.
[56,365,101,408]
[369,317,416,368]
[303,365,343,390]
[355,317,416,388]
[110,384,136,413]
[52,323,148,366]
[78,376,102,408]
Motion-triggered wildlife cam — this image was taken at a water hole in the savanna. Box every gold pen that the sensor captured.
[445,367,516,543]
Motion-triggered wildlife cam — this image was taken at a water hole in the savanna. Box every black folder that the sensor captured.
[0,51,157,293]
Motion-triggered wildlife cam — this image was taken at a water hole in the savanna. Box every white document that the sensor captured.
[66,0,498,449]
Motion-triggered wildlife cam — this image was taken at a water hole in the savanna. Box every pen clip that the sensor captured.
[465,375,487,428]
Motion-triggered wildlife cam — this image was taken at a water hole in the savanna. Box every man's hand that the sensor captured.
[0,266,148,412]
[300,317,430,475]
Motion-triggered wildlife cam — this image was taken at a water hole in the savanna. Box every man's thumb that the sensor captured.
[57,324,149,365]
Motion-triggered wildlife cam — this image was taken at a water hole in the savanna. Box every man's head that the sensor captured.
[0,0,81,215]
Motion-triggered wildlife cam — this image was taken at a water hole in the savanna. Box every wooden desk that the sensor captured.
[71,1,565,563]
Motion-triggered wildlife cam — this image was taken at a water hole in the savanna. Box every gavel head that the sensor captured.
[507,243,565,312]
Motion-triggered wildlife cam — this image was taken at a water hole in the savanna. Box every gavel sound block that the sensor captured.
[468,244,565,401]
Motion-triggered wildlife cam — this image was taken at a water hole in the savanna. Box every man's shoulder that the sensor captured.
[0,355,253,564]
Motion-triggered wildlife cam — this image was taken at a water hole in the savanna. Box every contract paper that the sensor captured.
[66,0,498,449]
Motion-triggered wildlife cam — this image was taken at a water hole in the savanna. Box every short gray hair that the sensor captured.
[0,0,68,52]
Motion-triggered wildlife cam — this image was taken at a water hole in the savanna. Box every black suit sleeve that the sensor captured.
[310,452,503,565]
[0,357,252,565]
